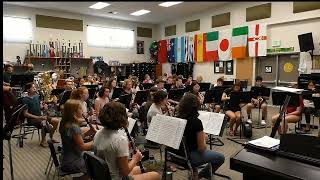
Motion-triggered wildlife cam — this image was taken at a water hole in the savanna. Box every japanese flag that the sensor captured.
[218,29,232,61]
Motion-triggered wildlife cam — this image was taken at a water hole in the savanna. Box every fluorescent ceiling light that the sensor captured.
[159,2,183,7]
[130,9,150,16]
[89,2,110,9]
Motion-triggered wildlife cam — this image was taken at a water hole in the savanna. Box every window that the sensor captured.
[3,16,32,43]
[87,25,134,48]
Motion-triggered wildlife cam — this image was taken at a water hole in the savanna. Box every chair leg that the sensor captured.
[52,168,56,180]
[31,128,35,140]
[47,159,54,179]
[38,129,41,142]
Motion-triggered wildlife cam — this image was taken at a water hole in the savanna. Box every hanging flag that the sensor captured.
[185,36,195,62]
[194,33,206,63]
[167,38,178,63]
[218,29,232,61]
[179,36,185,63]
[232,26,248,59]
[248,24,267,57]
[158,40,168,64]
[205,31,219,62]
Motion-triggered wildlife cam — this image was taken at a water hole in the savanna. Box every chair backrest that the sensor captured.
[3,104,27,140]
[47,139,60,168]
[83,151,112,180]
[166,137,191,164]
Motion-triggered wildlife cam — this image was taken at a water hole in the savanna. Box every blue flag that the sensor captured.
[167,38,178,63]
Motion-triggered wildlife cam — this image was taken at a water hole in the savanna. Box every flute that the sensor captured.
[124,128,145,173]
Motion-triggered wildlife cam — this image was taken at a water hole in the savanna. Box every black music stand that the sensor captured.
[227,91,253,145]
[185,85,192,92]
[51,88,65,96]
[223,80,234,88]
[250,87,271,129]
[58,90,71,107]
[206,117,228,147]
[10,74,34,96]
[142,83,154,90]
[83,84,98,89]
[168,88,185,102]
[119,94,132,109]
[204,90,215,104]
[199,83,211,92]
[134,90,149,106]
[111,88,124,100]
[164,84,172,92]
[88,88,97,100]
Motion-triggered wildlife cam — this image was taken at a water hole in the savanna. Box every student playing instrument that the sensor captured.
[122,79,133,95]
[22,82,60,147]
[147,90,169,125]
[94,102,160,180]
[272,88,304,135]
[221,82,242,136]
[185,75,193,86]
[171,75,185,89]
[177,93,225,180]
[105,78,117,99]
[154,78,166,92]
[94,87,110,118]
[59,99,96,180]
[189,81,204,105]
[246,76,268,125]
[70,86,92,118]
[142,74,154,84]
[303,81,318,132]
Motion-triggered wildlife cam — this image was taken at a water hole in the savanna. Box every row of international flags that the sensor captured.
[157,23,267,64]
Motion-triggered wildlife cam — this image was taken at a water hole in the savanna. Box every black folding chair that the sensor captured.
[83,151,112,180]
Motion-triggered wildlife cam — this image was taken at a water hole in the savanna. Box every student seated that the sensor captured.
[221,82,242,136]
[185,75,193,86]
[177,93,225,180]
[147,90,169,126]
[246,76,268,125]
[209,78,224,113]
[188,81,204,105]
[94,102,160,180]
[303,81,318,132]
[94,87,110,118]
[59,99,96,180]
[272,88,304,135]
[22,82,60,147]
[142,74,154,84]
[105,78,117,99]
[171,75,185,89]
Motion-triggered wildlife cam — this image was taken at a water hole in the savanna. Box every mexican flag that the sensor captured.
[248,24,267,57]
[205,31,219,62]
[232,26,248,59]
[218,29,232,61]
[194,33,206,63]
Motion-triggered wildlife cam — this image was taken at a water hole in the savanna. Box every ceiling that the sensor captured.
[3,1,228,24]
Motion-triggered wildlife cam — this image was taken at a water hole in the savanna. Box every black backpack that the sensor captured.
[242,121,252,138]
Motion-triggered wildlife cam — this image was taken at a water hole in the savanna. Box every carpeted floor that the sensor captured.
[3,105,319,180]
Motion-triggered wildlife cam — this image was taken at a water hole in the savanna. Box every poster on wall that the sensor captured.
[225,60,233,75]
[265,66,272,73]
[137,40,144,54]
[214,61,225,73]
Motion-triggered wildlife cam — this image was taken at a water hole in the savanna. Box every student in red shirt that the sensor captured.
[272,94,304,134]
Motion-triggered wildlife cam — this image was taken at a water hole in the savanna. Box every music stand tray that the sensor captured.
[134,90,149,106]
[112,88,124,100]
[199,83,211,92]
[168,88,185,102]
[51,88,65,96]
[119,94,132,109]
[142,83,154,90]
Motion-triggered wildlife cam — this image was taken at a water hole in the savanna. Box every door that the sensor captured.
[278,53,300,86]
[236,57,254,86]
[256,55,277,87]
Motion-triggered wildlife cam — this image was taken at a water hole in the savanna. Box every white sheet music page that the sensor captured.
[198,111,225,136]
[118,118,137,136]
[248,136,280,149]
[272,86,305,94]
[146,114,187,149]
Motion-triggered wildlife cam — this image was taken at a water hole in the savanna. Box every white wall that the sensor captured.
[3,4,160,64]
[159,2,320,83]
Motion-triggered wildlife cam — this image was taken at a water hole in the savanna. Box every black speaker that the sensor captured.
[298,33,314,52]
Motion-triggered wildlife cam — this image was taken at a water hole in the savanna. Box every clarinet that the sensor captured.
[82,114,96,140]
[124,128,145,173]
[87,99,100,130]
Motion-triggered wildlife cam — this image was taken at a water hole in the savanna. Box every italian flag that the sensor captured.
[194,33,206,62]
[205,31,219,62]
[232,26,248,59]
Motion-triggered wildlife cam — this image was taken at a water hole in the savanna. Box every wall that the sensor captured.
[3,4,160,64]
[159,2,320,83]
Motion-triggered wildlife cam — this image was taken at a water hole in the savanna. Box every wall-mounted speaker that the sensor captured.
[298,33,314,52]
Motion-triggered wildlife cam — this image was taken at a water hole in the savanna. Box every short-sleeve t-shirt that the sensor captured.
[287,96,304,114]
[60,125,86,173]
[184,117,204,152]
[147,103,163,125]
[94,128,129,180]
[22,95,42,117]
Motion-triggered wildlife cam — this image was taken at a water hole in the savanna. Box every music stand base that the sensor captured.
[214,172,232,180]
[206,137,224,146]
[227,137,248,145]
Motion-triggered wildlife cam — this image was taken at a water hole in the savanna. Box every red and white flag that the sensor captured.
[248,24,267,57]
[218,29,232,61]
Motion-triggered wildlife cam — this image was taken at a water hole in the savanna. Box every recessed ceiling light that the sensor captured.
[130,9,150,16]
[159,2,183,7]
[89,2,110,9]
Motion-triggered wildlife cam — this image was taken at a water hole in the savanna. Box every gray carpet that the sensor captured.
[3,105,319,180]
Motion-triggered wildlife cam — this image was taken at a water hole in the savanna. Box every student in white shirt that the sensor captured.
[94,102,160,180]
[147,90,168,126]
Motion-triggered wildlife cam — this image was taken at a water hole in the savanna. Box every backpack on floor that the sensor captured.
[242,122,252,138]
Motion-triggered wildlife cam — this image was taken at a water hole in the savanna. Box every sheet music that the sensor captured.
[146,114,187,149]
[198,111,225,136]
[118,118,136,136]
[248,136,280,149]
[272,86,305,94]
